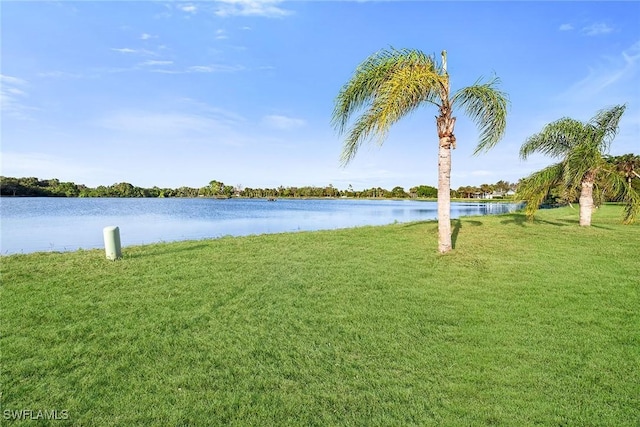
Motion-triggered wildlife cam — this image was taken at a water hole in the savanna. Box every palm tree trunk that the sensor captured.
[579,172,596,226]
[436,106,456,252]
[436,51,455,253]
[437,138,452,252]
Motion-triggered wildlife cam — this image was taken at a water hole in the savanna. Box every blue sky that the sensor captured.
[2,1,639,191]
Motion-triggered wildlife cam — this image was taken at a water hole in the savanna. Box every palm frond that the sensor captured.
[598,166,640,224]
[516,163,564,219]
[451,76,509,154]
[519,118,584,160]
[559,107,625,188]
[588,104,626,152]
[561,142,602,189]
[339,106,386,165]
[372,59,442,128]
[332,47,444,165]
[332,49,400,134]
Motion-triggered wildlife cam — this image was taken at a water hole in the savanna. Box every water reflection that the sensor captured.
[410,208,437,214]
[0,198,522,254]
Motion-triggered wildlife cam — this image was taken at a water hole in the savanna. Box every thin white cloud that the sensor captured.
[262,114,306,130]
[559,22,613,36]
[0,74,36,120]
[94,101,248,137]
[111,47,157,57]
[92,106,252,151]
[215,29,228,40]
[188,64,245,73]
[149,69,181,75]
[1,75,27,86]
[95,111,227,136]
[140,33,156,40]
[6,87,27,96]
[562,40,640,100]
[582,23,613,36]
[189,65,215,72]
[37,71,84,79]
[214,0,293,18]
[179,3,198,14]
[139,60,174,66]
[177,97,247,123]
[111,47,138,54]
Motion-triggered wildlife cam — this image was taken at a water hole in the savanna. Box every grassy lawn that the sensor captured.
[1,205,638,426]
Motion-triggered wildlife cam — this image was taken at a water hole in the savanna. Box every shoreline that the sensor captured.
[2,200,527,257]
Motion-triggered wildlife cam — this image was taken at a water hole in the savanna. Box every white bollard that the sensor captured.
[103,226,122,260]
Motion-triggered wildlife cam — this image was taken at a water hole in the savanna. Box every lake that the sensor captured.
[0,197,522,255]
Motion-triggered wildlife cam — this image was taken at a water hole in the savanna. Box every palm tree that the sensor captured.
[518,104,639,225]
[606,153,640,189]
[332,48,508,253]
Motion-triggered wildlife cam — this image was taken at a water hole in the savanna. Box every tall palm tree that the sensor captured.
[518,104,639,225]
[332,48,509,253]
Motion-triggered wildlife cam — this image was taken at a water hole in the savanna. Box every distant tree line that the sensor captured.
[1,176,525,199]
[3,169,636,202]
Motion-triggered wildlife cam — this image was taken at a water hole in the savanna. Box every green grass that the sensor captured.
[1,205,639,426]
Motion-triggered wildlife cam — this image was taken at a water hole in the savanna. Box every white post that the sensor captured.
[103,226,122,260]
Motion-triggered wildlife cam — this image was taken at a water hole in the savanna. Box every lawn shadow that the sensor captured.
[501,213,569,227]
[556,218,613,229]
[399,220,438,232]
[452,218,483,249]
[591,225,614,230]
[558,218,579,225]
[123,242,211,259]
[500,214,614,230]
[500,213,528,227]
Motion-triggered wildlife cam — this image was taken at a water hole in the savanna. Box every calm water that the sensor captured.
[0,198,522,255]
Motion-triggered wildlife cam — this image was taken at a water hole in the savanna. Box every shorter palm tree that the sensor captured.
[518,104,639,225]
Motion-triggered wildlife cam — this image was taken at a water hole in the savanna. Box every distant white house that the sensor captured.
[479,190,516,199]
